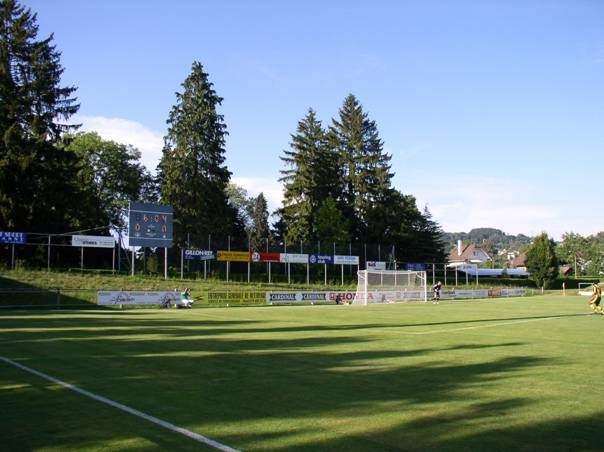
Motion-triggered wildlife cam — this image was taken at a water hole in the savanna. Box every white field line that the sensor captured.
[401,315,586,335]
[0,356,238,452]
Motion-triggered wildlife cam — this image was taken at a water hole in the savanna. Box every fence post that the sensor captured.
[56,288,60,308]
[47,235,51,272]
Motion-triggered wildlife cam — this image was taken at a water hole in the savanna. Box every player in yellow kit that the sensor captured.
[588,281,602,315]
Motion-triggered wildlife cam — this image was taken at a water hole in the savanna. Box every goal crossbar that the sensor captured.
[355,269,428,305]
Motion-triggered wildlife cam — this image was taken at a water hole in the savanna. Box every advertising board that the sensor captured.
[279,253,309,264]
[309,254,334,264]
[366,261,387,270]
[0,231,27,244]
[333,255,359,265]
[97,291,180,306]
[266,291,330,304]
[217,251,250,262]
[184,249,215,260]
[72,235,115,248]
[207,291,266,304]
[250,252,281,263]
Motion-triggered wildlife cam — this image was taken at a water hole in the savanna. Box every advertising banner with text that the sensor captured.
[184,249,215,260]
[309,254,334,265]
[279,253,309,264]
[207,291,266,304]
[97,291,180,306]
[333,255,359,265]
[250,252,281,263]
[366,261,387,270]
[217,251,250,262]
[0,231,27,244]
[72,235,115,248]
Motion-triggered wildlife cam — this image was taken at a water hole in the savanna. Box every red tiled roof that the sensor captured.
[512,254,526,267]
[448,243,491,262]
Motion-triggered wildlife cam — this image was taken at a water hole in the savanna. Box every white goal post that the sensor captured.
[354,269,428,305]
[578,282,595,296]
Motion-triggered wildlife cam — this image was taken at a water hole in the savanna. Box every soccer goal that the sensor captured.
[578,282,594,296]
[354,269,428,305]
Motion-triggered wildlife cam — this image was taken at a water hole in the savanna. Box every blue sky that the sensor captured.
[28,0,604,240]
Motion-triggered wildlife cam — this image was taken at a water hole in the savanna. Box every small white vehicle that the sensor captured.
[175,288,194,309]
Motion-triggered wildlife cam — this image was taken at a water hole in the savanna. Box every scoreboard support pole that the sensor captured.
[131,247,135,276]
[164,247,168,280]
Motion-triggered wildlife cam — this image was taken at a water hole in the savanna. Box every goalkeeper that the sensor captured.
[432,281,442,304]
[588,281,602,315]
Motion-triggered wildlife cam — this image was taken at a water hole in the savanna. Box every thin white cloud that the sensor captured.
[402,173,597,240]
[74,116,286,215]
[75,115,164,172]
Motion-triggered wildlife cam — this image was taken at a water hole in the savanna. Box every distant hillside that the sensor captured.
[443,228,533,253]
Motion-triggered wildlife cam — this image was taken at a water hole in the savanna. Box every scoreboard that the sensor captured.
[128,202,173,248]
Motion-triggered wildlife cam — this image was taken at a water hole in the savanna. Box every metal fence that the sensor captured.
[0,233,531,287]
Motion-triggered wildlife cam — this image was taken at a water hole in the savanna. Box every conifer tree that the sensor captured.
[280,108,340,243]
[158,62,240,247]
[329,94,393,242]
[0,0,83,232]
[314,197,350,244]
[250,192,270,251]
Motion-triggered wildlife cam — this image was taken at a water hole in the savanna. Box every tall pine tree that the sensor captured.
[329,94,393,242]
[158,62,241,247]
[0,0,83,232]
[250,192,270,251]
[280,108,340,243]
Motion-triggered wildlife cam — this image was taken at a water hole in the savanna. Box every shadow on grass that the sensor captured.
[0,308,595,451]
[0,275,98,308]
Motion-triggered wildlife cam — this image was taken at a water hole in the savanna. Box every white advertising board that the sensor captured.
[366,261,387,270]
[333,255,359,265]
[279,253,309,264]
[72,235,115,248]
[97,291,181,306]
[266,291,329,303]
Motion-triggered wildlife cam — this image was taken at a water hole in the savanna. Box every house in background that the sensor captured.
[512,253,527,271]
[447,240,492,266]
[447,241,529,277]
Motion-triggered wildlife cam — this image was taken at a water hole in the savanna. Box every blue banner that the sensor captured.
[309,254,333,265]
[0,231,27,244]
[184,249,215,261]
[405,263,425,271]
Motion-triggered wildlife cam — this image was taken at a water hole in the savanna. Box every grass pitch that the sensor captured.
[1,294,603,451]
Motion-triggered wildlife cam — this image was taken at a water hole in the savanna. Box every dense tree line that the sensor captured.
[5,0,602,274]
[277,95,447,262]
[0,1,445,265]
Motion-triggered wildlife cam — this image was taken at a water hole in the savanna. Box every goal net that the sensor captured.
[578,282,595,296]
[354,269,428,305]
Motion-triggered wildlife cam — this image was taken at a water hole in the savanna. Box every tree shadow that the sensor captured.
[0,308,596,451]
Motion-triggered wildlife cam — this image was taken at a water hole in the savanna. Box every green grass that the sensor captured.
[1,294,603,451]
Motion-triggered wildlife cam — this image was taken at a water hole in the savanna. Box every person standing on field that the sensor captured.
[588,281,602,315]
[432,281,442,304]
